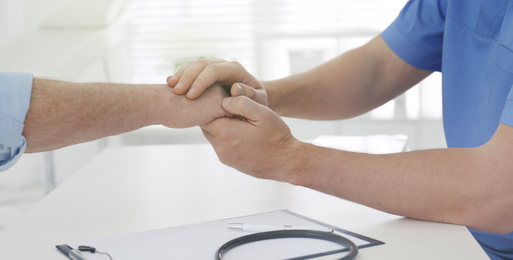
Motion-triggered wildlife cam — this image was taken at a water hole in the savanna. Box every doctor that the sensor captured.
[167,1,513,259]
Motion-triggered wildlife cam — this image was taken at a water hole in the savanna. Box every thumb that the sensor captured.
[231,83,257,99]
[221,96,268,123]
[230,82,268,107]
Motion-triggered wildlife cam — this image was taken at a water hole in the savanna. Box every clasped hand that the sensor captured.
[167,59,300,182]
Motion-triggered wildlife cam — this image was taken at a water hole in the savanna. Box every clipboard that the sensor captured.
[59,210,383,259]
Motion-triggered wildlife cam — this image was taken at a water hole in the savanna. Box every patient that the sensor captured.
[0,72,228,171]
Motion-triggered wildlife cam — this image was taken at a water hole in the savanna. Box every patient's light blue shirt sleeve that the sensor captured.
[0,72,33,171]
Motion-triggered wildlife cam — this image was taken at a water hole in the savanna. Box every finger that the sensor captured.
[230,83,268,106]
[230,83,244,97]
[167,63,189,87]
[172,62,207,95]
[185,63,227,99]
[187,60,253,97]
[232,82,261,99]
[221,96,270,124]
[200,126,227,157]
[200,118,240,145]
[200,124,236,165]
[166,75,179,87]
[186,61,241,99]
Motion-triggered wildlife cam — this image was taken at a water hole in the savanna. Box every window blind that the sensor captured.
[126,0,442,120]
[127,0,406,80]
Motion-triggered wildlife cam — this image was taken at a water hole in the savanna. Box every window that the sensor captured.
[126,0,442,121]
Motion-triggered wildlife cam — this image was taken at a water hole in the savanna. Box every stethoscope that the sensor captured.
[215,229,358,260]
[71,229,358,260]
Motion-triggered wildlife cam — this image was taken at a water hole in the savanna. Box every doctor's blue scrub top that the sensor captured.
[382,0,513,259]
[0,72,33,171]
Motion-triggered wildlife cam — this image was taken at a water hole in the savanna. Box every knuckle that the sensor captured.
[234,95,250,105]
[228,60,242,67]
[174,64,188,75]
[197,58,226,65]
[244,85,257,98]
[180,71,195,82]
[230,97,244,108]
[195,58,210,65]
[204,64,222,74]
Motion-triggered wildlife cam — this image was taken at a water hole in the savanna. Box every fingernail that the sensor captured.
[175,82,183,90]
[236,83,244,95]
[167,75,177,82]
[186,89,197,99]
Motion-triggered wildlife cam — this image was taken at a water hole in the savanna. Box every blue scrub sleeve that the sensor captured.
[0,72,33,171]
[381,0,446,72]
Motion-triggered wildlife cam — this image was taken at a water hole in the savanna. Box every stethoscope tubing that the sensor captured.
[215,229,358,260]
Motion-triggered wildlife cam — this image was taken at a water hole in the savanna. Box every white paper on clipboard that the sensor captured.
[65,210,383,259]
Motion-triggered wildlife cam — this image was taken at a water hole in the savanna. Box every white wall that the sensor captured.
[0,0,72,216]
[0,0,69,48]
[0,0,447,199]
[0,0,125,194]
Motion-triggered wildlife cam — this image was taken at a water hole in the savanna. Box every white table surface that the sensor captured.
[0,144,488,259]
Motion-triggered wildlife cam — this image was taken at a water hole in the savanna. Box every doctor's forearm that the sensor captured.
[264,36,430,120]
[287,136,513,234]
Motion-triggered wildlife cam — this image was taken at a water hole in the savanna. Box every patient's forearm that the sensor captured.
[22,78,227,152]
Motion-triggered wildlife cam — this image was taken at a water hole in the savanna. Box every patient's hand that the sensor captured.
[167,59,267,106]
[158,82,230,128]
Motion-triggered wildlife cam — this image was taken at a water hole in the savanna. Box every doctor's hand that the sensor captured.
[200,95,302,183]
[167,59,267,106]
